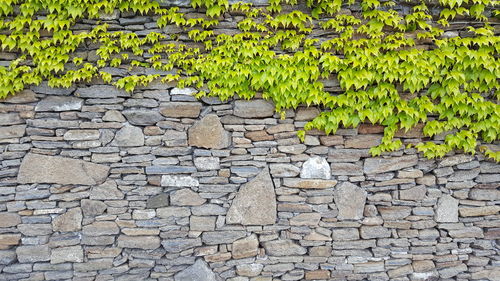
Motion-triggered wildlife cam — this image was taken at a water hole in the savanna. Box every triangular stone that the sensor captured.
[188,114,230,149]
[227,167,276,225]
[174,259,221,281]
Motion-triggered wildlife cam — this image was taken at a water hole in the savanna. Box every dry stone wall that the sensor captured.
[0,2,500,281]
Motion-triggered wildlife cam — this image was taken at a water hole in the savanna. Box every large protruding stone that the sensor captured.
[300,156,331,179]
[334,182,367,220]
[233,100,275,118]
[227,167,277,225]
[435,195,458,222]
[17,153,109,185]
[111,124,144,147]
[364,155,418,174]
[174,259,222,281]
[188,114,230,149]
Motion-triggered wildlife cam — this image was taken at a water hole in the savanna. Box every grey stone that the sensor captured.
[81,199,107,216]
[227,167,277,225]
[0,113,23,125]
[202,231,247,245]
[231,166,260,177]
[63,129,100,141]
[18,224,53,236]
[50,245,83,264]
[263,240,307,256]
[0,125,26,139]
[111,124,144,147]
[162,238,202,253]
[122,110,163,125]
[117,235,161,249]
[234,100,275,118]
[435,195,458,222]
[157,207,191,218]
[170,188,206,206]
[290,212,321,226]
[400,185,427,201]
[360,226,391,239]
[32,81,76,95]
[74,258,113,272]
[90,180,124,200]
[146,165,197,174]
[236,263,263,277]
[232,234,259,259]
[270,163,300,177]
[0,213,21,227]
[75,85,128,98]
[469,189,500,201]
[174,259,222,281]
[103,110,126,122]
[188,114,230,149]
[146,193,169,208]
[16,245,50,263]
[171,87,197,95]
[378,206,412,220]
[480,162,500,173]
[439,155,474,167]
[82,221,119,236]
[331,162,364,176]
[161,175,199,187]
[17,153,109,185]
[0,250,16,265]
[194,157,220,171]
[190,216,216,231]
[191,204,226,216]
[334,182,367,220]
[448,168,480,181]
[52,208,82,232]
[364,155,418,174]
[35,96,83,111]
[331,228,359,241]
[300,156,331,179]
[282,178,338,189]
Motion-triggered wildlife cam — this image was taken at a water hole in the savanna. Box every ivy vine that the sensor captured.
[0,0,499,161]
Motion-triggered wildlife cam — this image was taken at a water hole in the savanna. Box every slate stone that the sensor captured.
[282,178,338,189]
[435,195,458,222]
[0,125,26,139]
[202,231,247,245]
[378,206,412,220]
[50,246,84,264]
[90,180,124,200]
[63,129,100,141]
[174,259,222,281]
[270,163,300,177]
[161,102,202,118]
[82,221,119,236]
[300,156,331,179]
[170,189,206,206]
[0,250,16,265]
[0,213,21,227]
[233,100,275,118]
[117,235,161,250]
[162,238,202,253]
[333,182,367,220]
[161,175,199,187]
[459,206,500,217]
[111,124,144,147]
[81,199,107,216]
[263,240,307,256]
[1,89,38,103]
[227,167,277,225]
[32,82,76,95]
[190,216,216,231]
[188,114,230,149]
[16,245,50,263]
[364,155,418,174]
[146,166,197,174]
[122,110,163,125]
[146,193,169,208]
[17,153,109,185]
[52,208,82,232]
[0,113,23,125]
[194,157,220,171]
[102,110,126,122]
[75,85,128,98]
[35,96,83,111]
[232,234,259,259]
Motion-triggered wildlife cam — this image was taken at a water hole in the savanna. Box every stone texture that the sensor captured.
[35,96,83,111]
[174,259,221,281]
[227,168,276,225]
[146,193,169,208]
[50,246,84,264]
[190,216,216,231]
[117,235,161,249]
[0,124,26,139]
[188,114,230,149]
[81,199,107,216]
[52,208,82,232]
[123,109,163,125]
[75,85,127,98]
[289,213,321,226]
[435,195,458,222]
[364,155,418,174]
[334,182,367,220]
[282,178,337,189]
[263,240,307,256]
[0,213,21,228]
[161,102,202,118]
[17,153,109,185]
[162,238,201,253]
[202,231,246,245]
[111,124,144,147]
[459,206,500,217]
[300,156,331,179]
[233,100,275,118]
[161,175,199,187]
[16,245,50,263]
[270,163,300,177]
[170,188,206,206]
[82,221,119,236]
[232,234,259,259]
[90,180,124,200]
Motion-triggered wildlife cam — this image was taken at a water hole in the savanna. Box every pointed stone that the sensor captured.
[170,189,206,206]
[174,259,222,281]
[233,100,275,118]
[111,124,144,147]
[90,180,124,200]
[334,182,367,220]
[227,167,277,225]
[53,208,82,232]
[435,195,458,222]
[300,156,331,179]
[188,114,230,149]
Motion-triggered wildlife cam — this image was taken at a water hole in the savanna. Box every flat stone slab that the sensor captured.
[35,96,83,112]
[17,153,109,185]
[174,259,222,281]
[282,178,337,189]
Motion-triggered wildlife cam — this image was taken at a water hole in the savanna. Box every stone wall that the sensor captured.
[1,1,500,281]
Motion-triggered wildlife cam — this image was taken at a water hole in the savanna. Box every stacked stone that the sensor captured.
[0,83,499,281]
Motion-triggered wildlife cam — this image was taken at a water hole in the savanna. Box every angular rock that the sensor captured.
[289,213,321,226]
[16,245,50,263]
[0,125,26,139]
[102,110,126,122]
[161,175,199,187]
[0,234,21,247]
[82,221,119,236]
[270,163,300,177]
[400,185,427,201]
[117,235,161,250]
[190,216,216,231]
[364,155,418,174]
[227,168,277,225]
[1,89,38,103]
[162,238,202,253]
[283,178,337,189]
[202,231,246,245]
[0,213,21,228]
[63,129,100,141]
[0,250,16,264]
[17,153,109,185]
[188,114,230,149]
[75,85,128,98]
[331,163,364,176]
[331,228,359,241]
[439,155,474,167]
[334,182,367,220]
[53,208,82,232]
[449,227,484,238]
[170,188,206,206]
[435,195,458,222]
[122,110,163,125]
[157,207,191,218]
[35,96,83,111]
[174,259,221,281]
[263,240,307,256]
[378,206,412,220]
[233,100,275,118]
[345,135,382,149]
[81,199,107,216]
[236,263,264,277]
[146,193,169,208]
[90,180,124,200]
[194,157,220,171]
[50,246,84,264]
[469,189,500,201]
[459,206,500,217]
[111,124,144,147]
[161,102,202,118]
[232,234,259,259]
[360,226,391,239]
[0,113,23,125]
[300,156,331,179]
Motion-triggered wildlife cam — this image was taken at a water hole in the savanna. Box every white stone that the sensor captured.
[300,156,331,179]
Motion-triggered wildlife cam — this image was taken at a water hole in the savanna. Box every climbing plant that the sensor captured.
[0,0,499,160]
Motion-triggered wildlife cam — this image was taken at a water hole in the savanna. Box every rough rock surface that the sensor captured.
[334,182,367,220]
[188,114,230,149]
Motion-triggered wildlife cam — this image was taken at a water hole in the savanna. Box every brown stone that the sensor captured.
[358,124,385,134]
[413,260,435,272]
[395,123,425,138]
[52,208,82,232]
[0,213,21,228]
[334,182,367,220]
[283,178,337,189]
[364,155,418,174]
[378,206,412,220]
[245,130,274,141]
[459,206,500,217]
[319,135,343,146]
[160,102,202,118]
[117,235,161,250]
[232,234,259,259]
[289,213,321,226]
[234,100,275,118]
[188,114,230,149]
[295,107,320,121]
[0,234,21,247]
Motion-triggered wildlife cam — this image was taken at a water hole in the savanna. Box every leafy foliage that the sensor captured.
[0,0,499,161]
